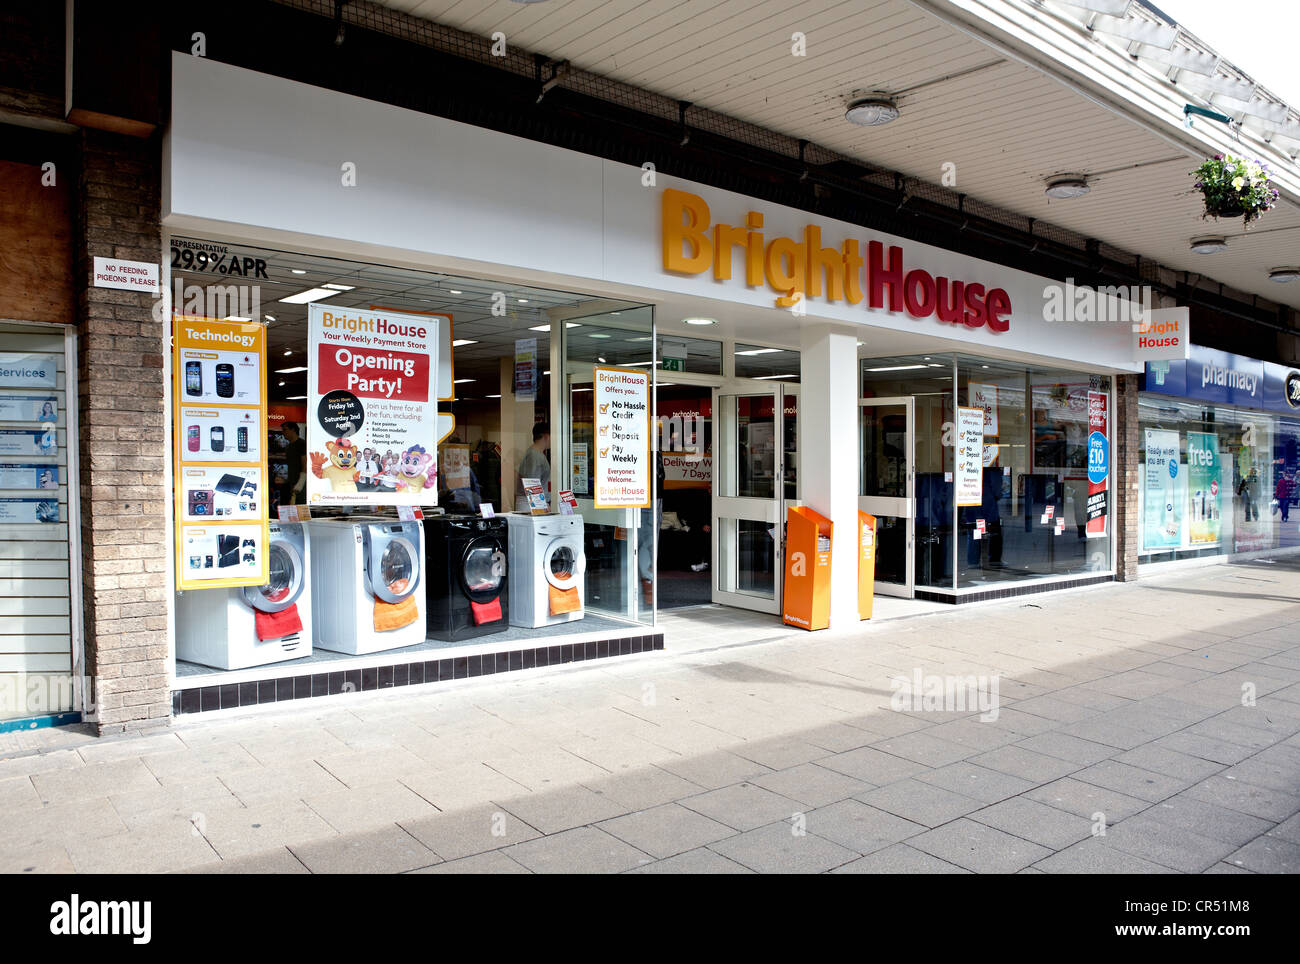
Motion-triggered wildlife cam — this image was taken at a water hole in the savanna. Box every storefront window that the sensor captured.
[957,359,1112,587]
[1138,398,1298,561]
[657,333,720,375]
[735,344,800,381]
[168,237,653,686]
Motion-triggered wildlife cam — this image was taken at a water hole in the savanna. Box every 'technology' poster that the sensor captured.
[306,305,443,506]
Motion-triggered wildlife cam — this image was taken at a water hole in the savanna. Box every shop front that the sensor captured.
[156,52,1145,716]
[1138,346,1300,566]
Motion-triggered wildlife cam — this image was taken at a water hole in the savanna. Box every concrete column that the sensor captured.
[799,324,860,629]
[1113,373,1140,581]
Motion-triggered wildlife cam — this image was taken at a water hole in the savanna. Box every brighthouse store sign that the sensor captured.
[662,189,1013,332]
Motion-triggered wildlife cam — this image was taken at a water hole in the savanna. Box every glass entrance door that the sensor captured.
[712,385,797,613]
[860,397,915,598]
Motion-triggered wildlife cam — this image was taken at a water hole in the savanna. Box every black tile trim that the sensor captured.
[915,574,1113,605]
[172,628,658,716]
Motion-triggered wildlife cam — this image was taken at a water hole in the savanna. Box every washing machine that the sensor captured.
[425,515,510,641]
[175,522,312,670]
[308,517,426,654]
[506,513,585,628]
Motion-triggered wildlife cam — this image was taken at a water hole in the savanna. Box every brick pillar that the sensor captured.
[1113,373,1140,581]
[75,129,170,735]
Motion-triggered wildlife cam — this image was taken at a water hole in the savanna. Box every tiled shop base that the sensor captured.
[916,573,1113,604]
[171,633,664,716]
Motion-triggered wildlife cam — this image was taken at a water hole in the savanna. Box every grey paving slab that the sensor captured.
[597,803,735,858]
[707,820,859,874]
[188,847,309,874]
[679,782,805,832]
[1185,774,1300,823]
[1069,760,1189,803]
[1026,777,1152,823]
[1220,755,1300,794]
[1224,835,1300,873]
[1139,794,1274,848]
[731,737,836,771]
[750,762,874,808]
[969,745,1081,784]
[627,847,754,873]
[399,803,541,860]
[654,750,772,790]
[410,850,532,874]
[856,779,985,828]
[915,762,1037,804]
[1266,812,1300,845]
[1154,731,1262,766]
[495,784,630,835]
[289,826,437,874]
[815,746,930,785]
[831,843,970,874]
[804,799,927,855]
[504,826,653,874]
[1112,744,1226,783]
[1101,814,1239,873]
[908,818,1053,874]
[580,766,707,811]
[1013,732,1116,766]
[967,797,1094,851]
[1031,838,1180,874]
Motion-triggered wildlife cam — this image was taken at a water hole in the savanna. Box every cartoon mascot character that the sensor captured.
[394,444,437,493]
[310,438,360,493]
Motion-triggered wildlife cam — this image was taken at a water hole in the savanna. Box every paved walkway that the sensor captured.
[3,559,1299,874]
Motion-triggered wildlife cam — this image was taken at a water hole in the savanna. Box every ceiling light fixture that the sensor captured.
[1268,266,1300,283]
[735,347,783,356]
[528,323,581,332]
[453,378,475,384]
[589,333,611,339]
[866,364,927,372]
[517,298,529,304]
[486,394,502,399]
[276,366,308,374]
[753,374,797,380]
[290,269,307,275]
[1189,236,1228,254]
[451,339,478,347]
[279,287,342,304]
[283,350,292,356]
[278,381,285,387]
[1044,175,1090,199]
[321,283,355,291]
[221,315,252,322]
[448,289,463,295]
[597,356,606,363]
[286,395,306,400]
[845,97,900,127]
[683,317,716,326]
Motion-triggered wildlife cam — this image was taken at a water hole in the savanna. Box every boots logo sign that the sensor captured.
[1286,371,1300,409]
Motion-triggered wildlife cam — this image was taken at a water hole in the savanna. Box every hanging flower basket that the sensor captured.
[1191,154,1279,226]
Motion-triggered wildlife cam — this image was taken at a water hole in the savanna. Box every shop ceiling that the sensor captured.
[348,0,1300,314]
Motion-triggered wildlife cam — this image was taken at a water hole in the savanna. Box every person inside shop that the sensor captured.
[515,421,551,511]
[1237,466,1261,522]
[1277,470,1295,523]
[280,421,307,505]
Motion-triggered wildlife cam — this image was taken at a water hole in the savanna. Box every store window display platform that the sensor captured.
[172,616,663,717]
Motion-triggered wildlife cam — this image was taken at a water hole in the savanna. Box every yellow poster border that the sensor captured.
[172,315,270,590]
[592,365,652,510]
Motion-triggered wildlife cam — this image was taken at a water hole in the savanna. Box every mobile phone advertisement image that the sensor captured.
[306,305,443,506]
[172,317,269,590]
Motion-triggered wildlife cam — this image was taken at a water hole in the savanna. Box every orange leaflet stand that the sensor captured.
[782,505,833,631]
[858,511,877,620]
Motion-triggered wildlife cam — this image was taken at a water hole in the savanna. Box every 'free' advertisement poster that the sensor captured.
[593,366,651,508]
[307,305,443,506]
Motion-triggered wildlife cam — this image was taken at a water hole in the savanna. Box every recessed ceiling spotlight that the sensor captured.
[1189,236,1228,254]
[683,317,716,326]
[448,289,463,295]
[1044,175,1090,199]
[283,350,292,356]
[290,269,307,275]
[278,380,285,387]
[845,97,899,127]
[264,314,276,322]
[597,356,606,363]
[1268,267,1300,282]
[517,298,529,304]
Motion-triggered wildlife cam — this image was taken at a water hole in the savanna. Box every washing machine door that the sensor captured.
[365,525,421,605]
[242,537,305,613]
[543,535,584,590]
[460,537,506,601]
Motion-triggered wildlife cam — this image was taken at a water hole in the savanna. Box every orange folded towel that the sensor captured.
[548,572,581,615]
[374,594,419,632]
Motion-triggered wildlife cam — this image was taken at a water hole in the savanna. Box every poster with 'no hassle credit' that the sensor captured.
[593,366,651,508]
[307,305,443,506]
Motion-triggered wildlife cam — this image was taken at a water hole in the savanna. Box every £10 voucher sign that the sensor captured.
[307,305,443,506]
[594,366,651,508]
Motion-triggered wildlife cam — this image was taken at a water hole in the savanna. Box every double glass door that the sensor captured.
[713,384,798,613]
[860,397,914,597]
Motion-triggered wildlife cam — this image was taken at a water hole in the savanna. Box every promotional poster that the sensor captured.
[306,304,443,506]
[172,316,269,590]
[1085,390,1108,538]
[1186,431,1221,545]
[1142,429,1183,551]
[594,366,651,508]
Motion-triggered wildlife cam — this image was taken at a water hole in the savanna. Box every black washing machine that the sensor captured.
[425,515,510,641]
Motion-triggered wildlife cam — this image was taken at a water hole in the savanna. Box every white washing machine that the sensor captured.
[506,513,585,628]
[176,522,313,670]
[308,517,426,654]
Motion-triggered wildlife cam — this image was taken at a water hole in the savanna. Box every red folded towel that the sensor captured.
[255,604,302,641]
[470,598,502,625]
